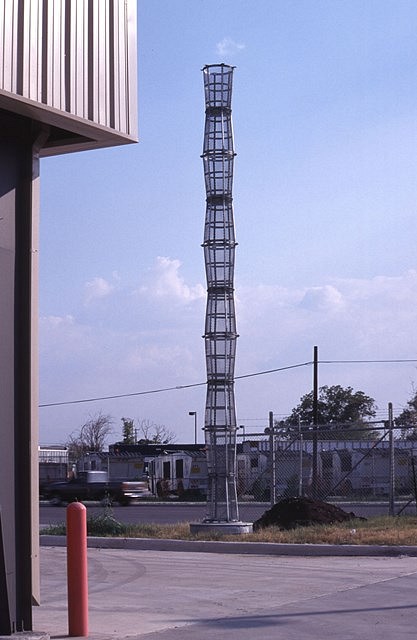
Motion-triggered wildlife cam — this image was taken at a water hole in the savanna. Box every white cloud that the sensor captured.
[238,270,417,319]
[84,277,114,304]
[332,270,417,307]
[236,271,417,365]
[41,314,75,328]
[139,256,205,303]
[40,314,93,357]
[124,343,195,375]
[39,269,417,444]
[216,37,245,57]
[299,285,345,312]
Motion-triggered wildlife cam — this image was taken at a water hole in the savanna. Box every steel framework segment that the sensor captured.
[202,64,239,522]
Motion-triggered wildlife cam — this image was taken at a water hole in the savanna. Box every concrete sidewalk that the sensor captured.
[33,545,417,640]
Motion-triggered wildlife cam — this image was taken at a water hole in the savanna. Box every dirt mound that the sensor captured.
[253,496,365,531]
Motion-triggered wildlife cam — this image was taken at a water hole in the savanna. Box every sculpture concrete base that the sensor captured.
[190,521,253,535]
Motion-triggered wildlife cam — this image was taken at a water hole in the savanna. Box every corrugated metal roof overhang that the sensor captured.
[0,90,138,156]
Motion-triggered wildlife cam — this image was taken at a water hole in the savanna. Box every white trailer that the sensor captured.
[347,447,412,496]
[149,450,208,499]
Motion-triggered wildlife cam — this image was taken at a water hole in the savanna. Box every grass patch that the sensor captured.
[41,514,417,546]
[42,504,132,537]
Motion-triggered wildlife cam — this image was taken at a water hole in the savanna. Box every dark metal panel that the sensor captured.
[0,129,20,635]
[0,111,40,633]
[14,123,34,631]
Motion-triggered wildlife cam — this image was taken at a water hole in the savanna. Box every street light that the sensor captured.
[239,424,246,441]
[189,411,197,444]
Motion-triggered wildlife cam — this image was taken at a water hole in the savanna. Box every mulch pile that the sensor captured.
[253,496,365,531]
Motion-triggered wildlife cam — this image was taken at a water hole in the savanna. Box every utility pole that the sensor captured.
[312,346,319,499]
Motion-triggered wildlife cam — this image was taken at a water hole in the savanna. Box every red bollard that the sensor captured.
[67,502,88,637]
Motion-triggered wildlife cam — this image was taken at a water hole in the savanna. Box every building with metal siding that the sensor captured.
[0,0,137,155]
[0,2,138,632]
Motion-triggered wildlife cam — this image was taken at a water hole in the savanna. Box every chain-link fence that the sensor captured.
[39,446,69,496]
[236,427,417,510]
[71,432,417,511]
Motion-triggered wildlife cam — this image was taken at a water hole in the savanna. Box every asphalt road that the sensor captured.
[39,500,412,527]
[40,502,265,526]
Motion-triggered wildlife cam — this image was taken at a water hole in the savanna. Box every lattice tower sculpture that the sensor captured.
[202,64,239,522]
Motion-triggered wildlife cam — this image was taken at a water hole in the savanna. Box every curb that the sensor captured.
[40,535,417,557]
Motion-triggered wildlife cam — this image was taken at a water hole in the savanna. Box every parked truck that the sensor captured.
[42,470,152,506]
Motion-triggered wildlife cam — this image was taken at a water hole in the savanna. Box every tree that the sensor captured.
[67,412,114,461]
[135,418,176,444]
[121,417,136,444]
[395,390,417,440]
[278,385,377,439]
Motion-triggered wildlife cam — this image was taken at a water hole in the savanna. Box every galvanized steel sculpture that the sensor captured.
[202,64,239,522]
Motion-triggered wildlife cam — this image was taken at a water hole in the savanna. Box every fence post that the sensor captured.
[388,402,395,516]
[269,411,276,506]
[312,345,319,498]
[411,452,417,516]
[298,418,303,497]
[67,502,88,637]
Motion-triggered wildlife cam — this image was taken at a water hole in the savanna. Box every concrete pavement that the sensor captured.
[33,544,417,639]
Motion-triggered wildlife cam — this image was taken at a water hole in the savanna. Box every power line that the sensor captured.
[39,361,313,408]
[39,357,417,409]
[235,361,312,380]
[321,359,417,364]
[39,381,206,408]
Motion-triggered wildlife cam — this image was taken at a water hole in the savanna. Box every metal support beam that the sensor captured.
[0,110,46,633]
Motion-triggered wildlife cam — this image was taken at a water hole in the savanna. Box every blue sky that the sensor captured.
[39,1,417,445]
